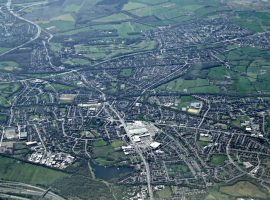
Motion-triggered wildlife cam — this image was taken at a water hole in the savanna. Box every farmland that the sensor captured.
[0,155,68,186]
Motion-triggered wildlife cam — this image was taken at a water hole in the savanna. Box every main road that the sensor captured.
[106,102,154,200]
[0,0,42,57]
[0,181,66,200]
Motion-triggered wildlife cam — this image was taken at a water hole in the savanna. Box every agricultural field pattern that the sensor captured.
[0,0,270,199]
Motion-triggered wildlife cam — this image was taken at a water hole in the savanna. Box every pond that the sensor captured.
[91,161,133,180]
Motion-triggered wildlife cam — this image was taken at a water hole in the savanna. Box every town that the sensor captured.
[0,0,270,199]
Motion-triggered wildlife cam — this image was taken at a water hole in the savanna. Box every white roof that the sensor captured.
[129,128,148,135]
[133,136,141,142]
[150,142,161,149]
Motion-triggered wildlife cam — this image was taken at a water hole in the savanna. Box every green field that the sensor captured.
[167,163,192,176]
[232,11,270,32]
[92,22,153,38]
[232,115,250,128]
[64,3,82,13]
[40,20,75,31]
[0,155,68,186]
[220,181,268,199]
[0,61,19,72]
[210,154,227,166]
[120,68,133,77]
[205,189,234,200]
[159,78,220,93]
[62,58,90,65]
[93,13,132,23]
[92,139,126,166]
[0,47,10,54]
[155,186,172,199]
[177,96,196,108]
[266,117,270,133]
[74,40,157,61]
[160,46,270,95]
[53,174,113,200]
[49,42,62,53]
[0,83,21,107]
[45,83,74,91]
[123,1,147,11]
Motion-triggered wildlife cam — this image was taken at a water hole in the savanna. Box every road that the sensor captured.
[0,181,66,200]
[0,0,42,57]
[106,102,154,200]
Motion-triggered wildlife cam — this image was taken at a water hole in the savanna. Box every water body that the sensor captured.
[91,162,133,180]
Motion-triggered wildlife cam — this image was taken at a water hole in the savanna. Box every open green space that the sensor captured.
[111,140,124,148]
[62,58,90,65]
[0,83,21,107]
[210,154,227,166]
[160,46,270,95]
[93,13,132,23]
[92,139,126,166]
[40,93,50,102]
[74,40,157,61]
[40,20,75,32]
[232,11,270,32]
[266,117,270,133]
[53,174,113,200]
[0,61,20,72]
[64,3,82,13]
[92,21,153,38]
[0,47,10,54]
[0,155,68,186]
[219,47,270,94]
[123,1,147,11]
[155,186,172,199]
[121,0,224,25]
[120,68,133,77]
[205,189,234,200]
[232,115,250,128]
[45,83,74,91]
[177,96,196,108]
[167,163,192,176]
[53,160,114,200]
[220,181,268,199]
[159,78,220,93]
[197,140,209,147]
[129,2,202,20]
[49,42,62,53]
[0,114,7,122]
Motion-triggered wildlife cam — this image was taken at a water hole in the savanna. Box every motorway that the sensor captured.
[0,181,66,200]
